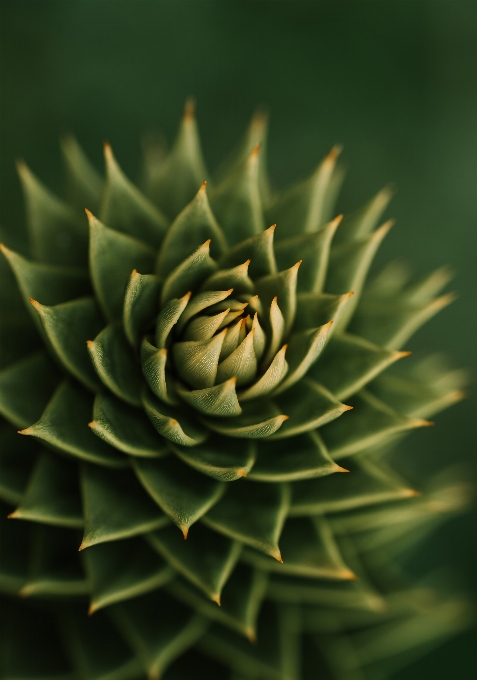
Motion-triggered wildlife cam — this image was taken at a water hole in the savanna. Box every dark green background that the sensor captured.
[1,1,476,677]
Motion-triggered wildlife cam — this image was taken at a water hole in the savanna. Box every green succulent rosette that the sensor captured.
[0,104,472,680]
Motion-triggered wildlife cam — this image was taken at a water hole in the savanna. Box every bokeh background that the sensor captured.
[1,1,476,677]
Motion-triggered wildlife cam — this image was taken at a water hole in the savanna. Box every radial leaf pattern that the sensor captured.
[0,104,469,680]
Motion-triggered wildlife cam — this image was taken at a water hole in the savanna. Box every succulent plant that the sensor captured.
[0,103,472,680]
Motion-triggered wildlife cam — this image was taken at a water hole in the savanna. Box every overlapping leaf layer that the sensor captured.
[0,105,471,680]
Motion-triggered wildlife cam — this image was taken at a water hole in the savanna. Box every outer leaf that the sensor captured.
[61,134,103,213]
[294,291,354,332]
[160,240,218,305]
[133,455,225,537]
[142,388,208,446]
[88,210,156,321]
[255,262,301,335]
[203,401,288,439]
[10,451,83,528]
[202,480,290,560]
[30,296,104,391]
[334,184,395,243]
[0,351,60,428]
[156,183,226,278]
[84,538,174,613]
[176,378,242,417]
[89,391,169,458]
[249,431,343,482]
[88,323,143,407]
[155,291,191,348]
[148,522,242,603]
[80,464,169,549]
[123,270,161,347]
[170,437,256,482]
[100,142,168,247]
[20,380,127,468]
[218,224,277,279]
[17,160,88,266]
[270,379,352,440]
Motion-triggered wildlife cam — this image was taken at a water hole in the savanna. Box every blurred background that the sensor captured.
[1,1,476,677]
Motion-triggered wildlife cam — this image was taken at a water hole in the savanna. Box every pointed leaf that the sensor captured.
[176,288,233,332]
[173,329,227,389]
[256,262,301,336]
[123,270,161,346]
[31,295,104,391]
[90,391,169,458]
[216,329,258,387]
[10,451,83,528]
[142,388,208,446]
[17,160,88,266]
[249,431,342,482]
[311,332,409,401]
[155,291,191,347]
[0,351,60,428]
[88,210,156,321]
[183,308,233,342]
[294,291,354,332]
[176,378,242,417]
[84,538,174,613]
[203,401,288,439]
[157,183,226,278]
[334,184,395,243]
[148,522,241,602]
[261,296,285,367]
[322,390,432,460]
[270,378,351,440]
[202,480,290,559]
[160,240,217,304]
[239,344,288,401]
[275,216,341,293]
[133,455,225,536]
[80,463,169,549]
[141,339,178,405]
[61,134,103,213]
[100,142,168,247]
[218,224,277,279]
[265,146,341,238]
[170,437,256,482]
[201,260,254,295]
[210,145,265,246]
[21,380,127,468]
[88,323,143,406]
[219,318,247,360]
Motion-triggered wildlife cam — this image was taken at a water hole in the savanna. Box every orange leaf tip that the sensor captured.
[237,469,247,478]
[268,223,277,233]
[170,419,178,426]
[396,351,412,358]
[335,465,349,473]
[404,489,420,498]
[340,569,358,581]
[86,340,94,348]
[184,97,196,119]
[88,604,97,616]
[8,510,20,519]
[78,542,87,552]
[200,180,207,192]
[29,298,41,310]
[211,594,221,606]
[181,525,189,540]
[272,549,283,563]
[246,629,257,643]
[18,427,32,436]
[326,145,342,162]
[342,404,354,412]
[250,143,261,158]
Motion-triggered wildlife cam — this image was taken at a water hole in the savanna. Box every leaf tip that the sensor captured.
[272,548,283,563]
[340,569,358,581]
[342,404,354,412]
[7,510,20,519]
[211,593,221,606]
[184,96,196,120]
[246,628,257,643]
[78,541,87,552]
[88,603,97,616]
[181,525,189,540]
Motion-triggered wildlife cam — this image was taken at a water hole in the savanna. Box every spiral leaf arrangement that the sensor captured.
[0,103,472,680]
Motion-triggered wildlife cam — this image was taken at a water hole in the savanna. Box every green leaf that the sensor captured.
[321,390,432,461]
[249,431,343,482]
[123,270,161,346]
[210,145,265,246]
[203,401,289,439]
[80,464,169,549]
[88,210,156,321]
[148,522,241,602]
[242,517,353,580]
[0,420,37,505]
[152,100,209,219]
[216,328,258,387]
[155,291,191,348]
[218,224,277,279]
[0,351,60,428]
[202,480,290,560]
[290,458,417,516]
[265,146,341,239]
[84,538,174,613]
[142,388,208,446]
[60,134,103,214]
[10,451,83,528]
[334,184,395,244]
[176,378,242,417]
[294,291,354,332]
[21,525,88,597]
[175,288,233,333]
[141,339,178,405]
[275,216,341,293]
[239,344,288,401]
[255,262,301,336]
[133,455,225,537]
[201,260,254,295]
[88,323,143,407]
[112,590,207,679]
[271,322,333,396]
[261,296,285,367]
[219,317,247,361]
[30,296,104,391]
[0,244,91,315]
[169,563,268,641]
[100,142,168,247]
[311,332,409,401]
[160,240,218,304]
[173,329,227,390]
[156,183,226,278]
[270,379,352,440]
[17,160,88,266]
[89,391,169,458]
[183,308,234,342]
[326,221,393,331]
[170,437,256,482]
[21,380,127,468]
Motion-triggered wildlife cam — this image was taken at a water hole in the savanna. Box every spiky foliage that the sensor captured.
[0,104,472,680]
